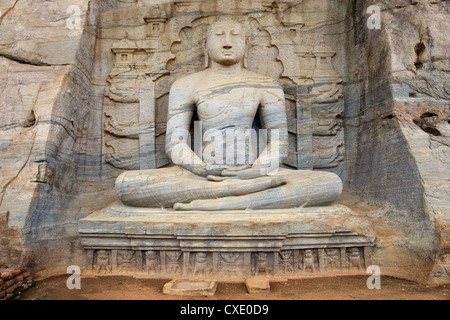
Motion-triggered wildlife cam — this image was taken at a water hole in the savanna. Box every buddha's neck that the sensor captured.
[209,61,244,75]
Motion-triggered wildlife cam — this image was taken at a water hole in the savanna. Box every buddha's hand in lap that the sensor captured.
[206,164,275,182]
[195,164,231,178]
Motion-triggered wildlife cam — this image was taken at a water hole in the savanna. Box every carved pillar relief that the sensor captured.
[103,3,175,170]
[257,1,345,172]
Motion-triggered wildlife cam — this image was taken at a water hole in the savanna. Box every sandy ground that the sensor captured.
[17,275,449,300]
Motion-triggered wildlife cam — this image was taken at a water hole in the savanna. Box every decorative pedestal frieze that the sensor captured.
[79,203,376,280]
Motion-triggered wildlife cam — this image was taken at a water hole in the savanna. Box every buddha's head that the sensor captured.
[205,20,247,67]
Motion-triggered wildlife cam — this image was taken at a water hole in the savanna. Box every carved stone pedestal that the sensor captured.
[78,203,376,280]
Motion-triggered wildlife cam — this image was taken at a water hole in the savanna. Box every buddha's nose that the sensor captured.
[223,33,232,49]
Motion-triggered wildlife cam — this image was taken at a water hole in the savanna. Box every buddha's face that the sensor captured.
[206,21,246,66]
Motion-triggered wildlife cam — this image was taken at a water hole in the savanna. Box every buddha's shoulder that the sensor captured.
[171,70,209,88]
[171,70,281,90]
[243,70,281,87]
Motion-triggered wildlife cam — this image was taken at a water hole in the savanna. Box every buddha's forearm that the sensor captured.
[257,113,289,167]
[167,142,206,175]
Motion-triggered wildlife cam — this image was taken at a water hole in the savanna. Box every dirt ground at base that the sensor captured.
[16,275,449,300]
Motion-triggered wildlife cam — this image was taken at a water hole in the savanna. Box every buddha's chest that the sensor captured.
[194,85,260,121]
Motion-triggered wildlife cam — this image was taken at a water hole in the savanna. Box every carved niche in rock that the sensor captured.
[101,0,345,176]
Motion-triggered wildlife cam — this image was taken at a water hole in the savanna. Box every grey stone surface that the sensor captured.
[163,279,217,296]
[0,0,447,286]
[343,0,449,286]
[245,277,270,294]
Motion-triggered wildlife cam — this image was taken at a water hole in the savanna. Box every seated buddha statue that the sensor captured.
[114,20,343,211]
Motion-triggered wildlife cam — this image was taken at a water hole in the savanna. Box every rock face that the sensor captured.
[345,0,449,286]
[0,0,448,285]
[0,0,117,275]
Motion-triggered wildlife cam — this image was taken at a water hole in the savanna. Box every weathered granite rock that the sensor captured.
[0,0,448,286]
[345,0,449,286]
[245,277,270,294]
[163,279,217,296]
[0,0,118,276]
